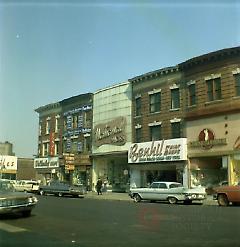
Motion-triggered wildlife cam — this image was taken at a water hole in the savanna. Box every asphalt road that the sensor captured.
[1,195,240,247]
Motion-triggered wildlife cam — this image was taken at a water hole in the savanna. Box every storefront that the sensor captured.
[128,138,188,188]
[92,82,132,192]
[187,113,240,190]
[0,155,17,180]
[34,157,62,184]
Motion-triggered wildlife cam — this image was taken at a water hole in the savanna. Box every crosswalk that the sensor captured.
[0,222,27,233]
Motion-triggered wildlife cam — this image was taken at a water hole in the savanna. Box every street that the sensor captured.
[1,195,240,247]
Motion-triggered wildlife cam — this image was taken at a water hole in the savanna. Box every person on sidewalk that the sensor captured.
[96,178,103,195]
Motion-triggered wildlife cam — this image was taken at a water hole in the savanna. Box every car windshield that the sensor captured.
[0,180,15,192]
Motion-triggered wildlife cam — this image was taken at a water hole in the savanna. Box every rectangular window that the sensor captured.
[54,142,59,155]
[150,125,162,141]
[46,120,50,134]
[149,92,161,113]
[171,122,181,138]
[135,128,142,143]
[188,84,196,106]
[135,97,141,116]
[234,74,240,96]
[171,88,180,109]
[206,78,222,101]
[55,117,59,133]
[43,143,49,156]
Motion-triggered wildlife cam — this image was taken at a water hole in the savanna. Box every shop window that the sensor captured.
[234,73,240,96]
[135,128,142,143]
[135,97,141,116]
[171,122,181,138]
[171,88,180,109]
[188,83,196,106]
[206,77,222,101]
[149,125,162,141]
[149,92,161,113]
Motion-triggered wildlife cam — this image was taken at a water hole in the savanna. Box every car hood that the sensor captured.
[0,191,34,200]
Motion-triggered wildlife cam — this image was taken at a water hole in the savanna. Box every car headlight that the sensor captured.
[28,197,38,203]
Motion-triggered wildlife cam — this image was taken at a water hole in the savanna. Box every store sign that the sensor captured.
[188,128,227,150]
[128,138,187,163]
[49,132,55,156]
[0,155,17,170]
[34,157,59,169]
[93,116,127,147]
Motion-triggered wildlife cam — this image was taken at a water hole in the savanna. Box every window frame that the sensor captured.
[149,125,162,141]
[171,88,180,109]
[149,92,161,113]
[171,121,181,139]
[135,97,142,117]
[206,77,222,102]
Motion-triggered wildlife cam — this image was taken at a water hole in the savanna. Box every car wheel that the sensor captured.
[22,210,31,217]
[217,194,229,206]
[168,197,178,204]
[39,190,44,196]
[58,192,63,197]
[133,194,141,203]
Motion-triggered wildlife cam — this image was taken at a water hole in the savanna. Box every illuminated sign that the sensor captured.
[128,138,187,163]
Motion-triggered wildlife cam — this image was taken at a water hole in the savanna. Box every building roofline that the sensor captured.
[129,66,179,83]
[94,81,129,94]
[35,102,61,113]
[179,46,240,68]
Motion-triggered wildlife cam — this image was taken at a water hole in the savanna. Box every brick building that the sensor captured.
[179,46,240,189]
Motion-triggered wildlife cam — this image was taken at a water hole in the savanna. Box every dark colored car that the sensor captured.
[39,181,86,198]
[213,182,240,206]
[0,179,38,217]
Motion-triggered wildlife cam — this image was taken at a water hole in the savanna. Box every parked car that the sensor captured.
[129,182,206,204]
[213,182,240,206]
[0,179,38,217]
[39,181,86,198]
[13,180,40,193]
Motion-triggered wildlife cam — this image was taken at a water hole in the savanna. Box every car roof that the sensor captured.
[152,181,182,185]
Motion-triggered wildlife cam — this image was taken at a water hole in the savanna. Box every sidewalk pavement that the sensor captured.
[85,191,218,205]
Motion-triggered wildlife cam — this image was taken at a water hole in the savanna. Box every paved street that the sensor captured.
[0,194,240,247]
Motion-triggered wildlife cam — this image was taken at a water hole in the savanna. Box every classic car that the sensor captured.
[39,181,86,198]
[213,182,240,206]
[129,181,206,204]
[0,179,38,217]
[13,180,40,193]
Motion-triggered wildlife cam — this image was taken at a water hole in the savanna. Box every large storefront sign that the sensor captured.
[128,138,187,163]
[93,116,127,147]
[34,157,59,169]
[188,128,227,150]
[0,155,17,170]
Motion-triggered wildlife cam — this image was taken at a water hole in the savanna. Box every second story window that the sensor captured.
[171,121,181,139]
[206,77,222,101]
[171,88,180,109]
[43,143,49,156]
[234,73,240,97]
[135,126,142,143]
[188,83,196,106]
[149,125,162,141]
[135,96,142,116]
[149,92,161,113]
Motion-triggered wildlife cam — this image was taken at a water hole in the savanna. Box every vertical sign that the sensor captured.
[49,132,55,156]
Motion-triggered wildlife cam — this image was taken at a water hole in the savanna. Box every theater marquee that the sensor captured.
[128,138,187,164]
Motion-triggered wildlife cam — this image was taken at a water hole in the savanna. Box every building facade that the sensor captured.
[179,46,240,189]
[92,82,132,192]
[61,93,93,189]
[129,67,189,188]
[34,102,63,184]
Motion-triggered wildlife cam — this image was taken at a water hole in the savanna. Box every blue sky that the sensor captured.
[0,0,239,157]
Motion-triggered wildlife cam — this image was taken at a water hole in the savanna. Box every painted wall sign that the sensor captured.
[0,155,17,170]
[188,128,227,150]
[34,157,59,169]
[93,116,127,147]
[63,105,92,116]
[128,138,187,163]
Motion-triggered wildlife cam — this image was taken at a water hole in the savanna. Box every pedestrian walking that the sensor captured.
[96,178,103,195]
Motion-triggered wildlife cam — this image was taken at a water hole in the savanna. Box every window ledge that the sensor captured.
[187,105,197,109]
[149,111,161,115]
[169,108,180,112]
[232,96,240,100]
[134,115,142,119]
[205,99,223,106]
